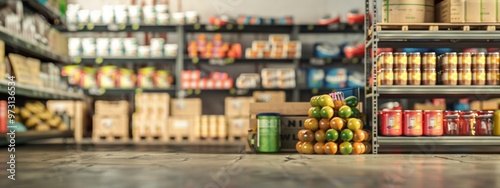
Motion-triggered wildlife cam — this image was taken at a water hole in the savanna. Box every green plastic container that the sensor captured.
[255,113,281,153]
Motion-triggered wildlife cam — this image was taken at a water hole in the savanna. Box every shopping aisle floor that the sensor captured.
[1,144,500,188]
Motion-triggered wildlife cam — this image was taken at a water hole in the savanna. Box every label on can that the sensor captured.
[257,115,280,153]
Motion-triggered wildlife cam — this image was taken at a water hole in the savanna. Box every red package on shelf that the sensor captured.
[0,101,6,133]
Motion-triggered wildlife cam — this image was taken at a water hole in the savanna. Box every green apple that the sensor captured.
[317,94,335,107]
[338,105,353,119]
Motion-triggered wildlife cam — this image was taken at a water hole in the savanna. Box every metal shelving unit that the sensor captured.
[23,0,64,25]
[365,1,500,154]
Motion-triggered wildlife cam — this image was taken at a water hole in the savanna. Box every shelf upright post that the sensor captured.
[176,25,185,97]
[369,0,379,154]
[291,25,300,102]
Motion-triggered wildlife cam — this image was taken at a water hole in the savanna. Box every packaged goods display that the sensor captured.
[133,93,170,142]
[236,73,260,89]
[261,68,296,89]
[377,52,500,86]
[69,37,178,57]
[93,100,130,142]
[181,70,233,89]
[188,34,242,59]
[307,68,358,89]
[246,35,301,59]
[297,92,371,155]
[66,4,200,25]
[379,109,500,136]
[62,66,173,89]
[14,101,69,132]
[209,15,294,26]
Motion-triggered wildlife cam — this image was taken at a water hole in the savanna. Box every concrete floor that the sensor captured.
[1,144,500,188]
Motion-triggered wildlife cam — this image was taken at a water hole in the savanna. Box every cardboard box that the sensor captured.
[228,117,250,138]
[382,0,435,23]
[171,98,202,116]
[481,0,497,22]
[93,114,129,139]
[253,91,286,103]
[46,100,89,143]
[135,93,170,116]
[465,0,481,22]
[95,100,129,115]
[471,99,500,110]
[168,116,200,141]
[280,116,307,152]
[249,102,310,116]
[225,97,254,117]
[437,0,465,23]
[414,103,446,110]
[464,0,497,22]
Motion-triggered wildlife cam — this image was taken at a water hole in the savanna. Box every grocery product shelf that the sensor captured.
[74,57,177,64]
[301,57,364,65]
[0,26,69,64]
[0,130,73,146]
[84,88,176,96]
[298,23,364,33]
[185,58,297,64]
[0,80,84,100]
[23,0,64,25]
[56,24,178,32]
[377,85,500,98]
[373,31,500,48]
[378,136,500,146]
[183,23,363,33]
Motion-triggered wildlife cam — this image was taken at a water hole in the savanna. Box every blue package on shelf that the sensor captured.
[347,71,364,88]
[314,43,341,58]
[401,48,430,53]
[434,48,453,55]
[335,88,360,98]
[307,69,325,88]
[325,68,347,89]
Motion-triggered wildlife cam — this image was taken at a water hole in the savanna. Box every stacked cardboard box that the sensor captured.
[199,115,226,140]
[46,100,89,143]
[437,0,499,23]
[382,0,435,23]
[168,98,202,142]
[92,100,129,142]
[132,93,170,142]
[225,97,254,141]
[245,35,301,59]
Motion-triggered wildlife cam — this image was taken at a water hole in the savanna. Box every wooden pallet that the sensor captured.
[92,135,129,143]
[375,23,500,31]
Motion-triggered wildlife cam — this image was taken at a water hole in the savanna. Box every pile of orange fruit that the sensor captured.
[296,93,372,155]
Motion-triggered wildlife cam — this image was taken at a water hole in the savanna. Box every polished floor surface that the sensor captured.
[1,144,500,188]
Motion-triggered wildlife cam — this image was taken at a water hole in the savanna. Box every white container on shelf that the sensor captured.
[164,44,178,57]
[90,10,102,23]
[138,46,151,57]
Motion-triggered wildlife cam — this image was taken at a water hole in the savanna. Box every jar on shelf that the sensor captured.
[459,111,477,136]
[423,110,443,136]
[394,52,407,69]
[486,69,499,85]
[458,69,472,85]
[408,52,421,69]
[378,69,394,85]
[394,69,408,85]
[379,110,403,136]
[444,113,460,136]
[472,69,486,85]
[476,114,493,136]
[408,69,421,85]
[493,110,500,136]
[423,52,436,69]
[458,52,472,70]
[472,52,486,70]
[403,110,423,136]
[378,52,394,69]
[441,52,457,69]
[487,52,499,70]
[422,69,436,85]
[441,69,458,85]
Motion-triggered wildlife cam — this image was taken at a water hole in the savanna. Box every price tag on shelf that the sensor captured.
[186,89,193,95]
[327,24,340,31]
[73,57,82,64]
[194,23,201,30]
[237,25,244,30]
[88,88,105,95]
[209,58,225,65]
[192,57,199,64]
[229,88,236,95]
[119,24,126,30]
[312,89,319,94]
[135,88,143,94]
[195,89,201,95]
[107,24,119,31]
[78,23,85,30]
[226,24,234,30]
[225,58,235,64]
[87,23,95,30]
[132,24,140,30]
[95,57,104,64]
[310,58,325,66]
[307,25,314,31]
[352,58,359,64]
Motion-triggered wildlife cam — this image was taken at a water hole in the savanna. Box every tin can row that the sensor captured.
[378,52,436,69]
[380,110,499,136]
[441,69,498,85]
[378,69,437,85]
[440,52,499,70]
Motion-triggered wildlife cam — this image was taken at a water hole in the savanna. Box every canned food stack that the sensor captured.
[486,52,499,85]
[296,93,372,155]
[379,109,500,136]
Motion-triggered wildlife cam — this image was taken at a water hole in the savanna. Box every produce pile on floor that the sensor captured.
[297,92,372,154]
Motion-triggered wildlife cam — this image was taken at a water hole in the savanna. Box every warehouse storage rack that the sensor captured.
[364,0,500,154]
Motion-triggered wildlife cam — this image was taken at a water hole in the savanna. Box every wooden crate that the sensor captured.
[167,116,200,142]
[95,100,129,115]
[92,114,129,142]
[132,113,168,142]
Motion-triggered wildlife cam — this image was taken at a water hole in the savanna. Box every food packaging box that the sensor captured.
[117,68,135,88]
[285,41,302,52]
[481,0,497,22]
[138,46,151,57]
[225,97,255,117]
[227,118,250,138]
[280,115,308,151]
[171,98,202,116]
[470,99,500,110]
[172,12,185,24]
[97,65,117,88]
[236,73,260,89]
[157,13,169,25]
[253,91,286,102]
[93,114,129,139]
[185,11,199,24]
[261,68,279,80]
[164,44,178,57]
[137,67,155,88]
[246,48,264,59]
[150,38,165,50]
[270,42,285,51]
[269,34,290,43]
[46,100,89,143]
[437,0,465,23]
[325,68,348,89]
[95,100,129,115]
[154,70,171,88]
[277,79,296,88]
[135,93,170,116]
[90,10,102,23]
[382,0,435,23]
[251,41,270,50]
[262,79,278,88]
[270,50,287,59]
[181,70,201,80]
[277,68,296,80]
[465,0,481,22]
